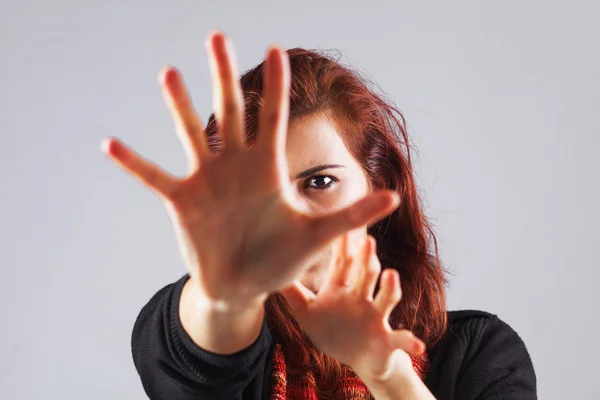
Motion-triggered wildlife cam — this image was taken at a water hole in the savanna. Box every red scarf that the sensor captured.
[269,343,429,399]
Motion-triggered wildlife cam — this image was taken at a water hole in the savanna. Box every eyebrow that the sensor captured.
[293,164,346,179]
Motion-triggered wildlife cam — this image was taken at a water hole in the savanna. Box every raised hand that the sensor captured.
[279,233,426,381]
[101,31,400,309]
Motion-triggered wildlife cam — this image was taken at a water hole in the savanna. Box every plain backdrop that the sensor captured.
[1,1,598,399]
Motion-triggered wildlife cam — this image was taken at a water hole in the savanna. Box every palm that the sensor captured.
[165,149,319,301]
[280,234,425,379]
[102,31,400,305]
[298,292,386,360]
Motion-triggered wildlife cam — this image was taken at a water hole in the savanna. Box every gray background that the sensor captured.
[1,0,598,399]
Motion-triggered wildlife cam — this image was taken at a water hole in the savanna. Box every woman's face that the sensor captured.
[285,113,372,293]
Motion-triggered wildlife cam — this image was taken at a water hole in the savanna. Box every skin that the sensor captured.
[102,30,403,357]
[281,232,426,380]
[280,108,432,400]
[103,31,433,398]
[285,113,372,293]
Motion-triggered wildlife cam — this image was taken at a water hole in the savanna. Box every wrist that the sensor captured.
[189,275,268,314]
[363,371,430,400]
[354,352,434,400]
[188,278,268,314]
[179,279,268,355]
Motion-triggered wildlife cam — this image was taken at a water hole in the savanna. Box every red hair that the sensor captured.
[204,48,448,398]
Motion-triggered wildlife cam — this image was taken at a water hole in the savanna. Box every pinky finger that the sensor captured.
[101,137,179,198]
[373,268,402,321]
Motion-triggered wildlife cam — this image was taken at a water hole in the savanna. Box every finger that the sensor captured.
[257,46,291,158]
[373,268,402,322]
[350,235,371,291]
[279,280,316,317]
[328,233,345,269]
[101,137,179,198]
[158,66,209,171]
[389,330,426,355]
[205,31,246,152]
[319,233,344,291]
[355,236,381,300]
[325,232,354,288]
[310,191,400,247]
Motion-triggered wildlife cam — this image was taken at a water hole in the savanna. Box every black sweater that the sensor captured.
[132,275,537,399]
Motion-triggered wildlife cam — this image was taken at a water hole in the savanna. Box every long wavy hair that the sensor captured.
[204,48,449,398]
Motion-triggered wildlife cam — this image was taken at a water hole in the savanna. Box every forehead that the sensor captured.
[285,114,353,165]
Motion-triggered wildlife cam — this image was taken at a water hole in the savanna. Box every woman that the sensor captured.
[102,31,537,399]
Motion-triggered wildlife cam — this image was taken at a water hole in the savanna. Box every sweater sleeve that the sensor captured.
[455,313,537,400]
[131,274,274,400]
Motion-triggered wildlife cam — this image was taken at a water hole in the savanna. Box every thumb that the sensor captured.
[279,280,315,317]
[312,191,400,245]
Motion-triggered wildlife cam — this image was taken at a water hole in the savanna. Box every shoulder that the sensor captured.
[427,309,510,367]
[446,309,505,339]
[427,309,537,399]
[132,274,189,335]
[445,309,528,351]
[447,308,498,326]
[441,309,532,365]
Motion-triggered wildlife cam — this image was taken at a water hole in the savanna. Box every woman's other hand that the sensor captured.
[279,233,425,381]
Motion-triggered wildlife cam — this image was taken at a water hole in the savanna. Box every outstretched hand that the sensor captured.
[279,233,426,382]
[101,31,401,309]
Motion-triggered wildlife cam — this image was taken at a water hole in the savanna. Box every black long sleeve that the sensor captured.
[132,276,537,400]
[131,275,274,399]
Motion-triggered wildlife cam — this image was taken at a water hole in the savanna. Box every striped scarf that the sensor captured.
[269,343,429,399]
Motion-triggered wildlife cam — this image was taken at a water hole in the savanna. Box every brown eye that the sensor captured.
[304,175,338,191]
